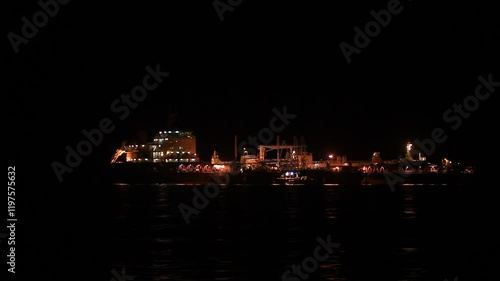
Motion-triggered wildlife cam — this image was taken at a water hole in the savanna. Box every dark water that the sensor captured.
[17,182,498,281]
[98,183,497,281]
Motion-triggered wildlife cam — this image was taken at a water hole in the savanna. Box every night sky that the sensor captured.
[7,0,498,185]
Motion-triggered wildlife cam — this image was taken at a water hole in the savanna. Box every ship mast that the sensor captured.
[234,134,238,161]
[277,135,280,168]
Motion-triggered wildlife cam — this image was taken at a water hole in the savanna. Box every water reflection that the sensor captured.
[108,184,464,281]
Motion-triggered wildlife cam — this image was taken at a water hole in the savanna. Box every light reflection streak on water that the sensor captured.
[402,187,417,219]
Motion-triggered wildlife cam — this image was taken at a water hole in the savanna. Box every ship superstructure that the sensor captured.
[111,130,199,164]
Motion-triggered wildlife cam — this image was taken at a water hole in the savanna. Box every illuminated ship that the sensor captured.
[108,131,475,186]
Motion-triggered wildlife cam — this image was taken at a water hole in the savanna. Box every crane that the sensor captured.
[110,141,127,164]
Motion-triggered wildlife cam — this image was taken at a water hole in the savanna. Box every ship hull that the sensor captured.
[107,163,474,186]
[107,163,366,185]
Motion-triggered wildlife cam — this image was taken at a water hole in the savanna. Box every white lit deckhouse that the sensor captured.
[111,130,200,163]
